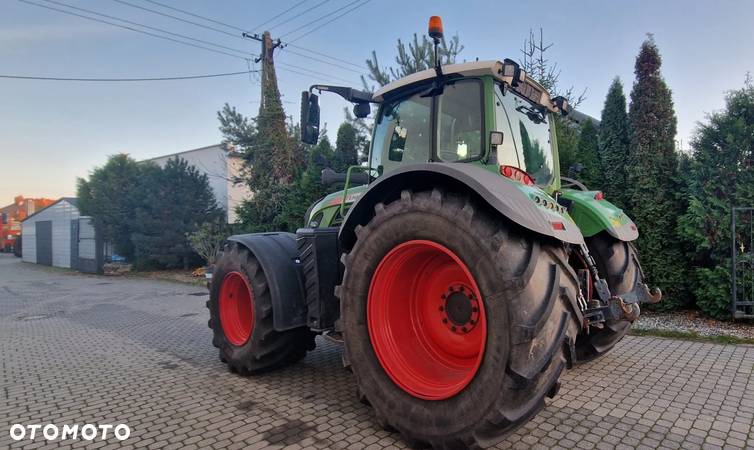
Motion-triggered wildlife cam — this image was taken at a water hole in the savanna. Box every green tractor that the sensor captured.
[207,17,661,449]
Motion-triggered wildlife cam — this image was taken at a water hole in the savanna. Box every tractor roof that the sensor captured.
[372,60,564,114]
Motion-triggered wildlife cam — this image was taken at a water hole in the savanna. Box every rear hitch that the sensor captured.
[608,296,640,322]
[575,244,662,330]
[582,297,640,328]
[620,283,662,305]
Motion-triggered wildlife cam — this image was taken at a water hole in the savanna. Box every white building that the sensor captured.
[145,144,250,223]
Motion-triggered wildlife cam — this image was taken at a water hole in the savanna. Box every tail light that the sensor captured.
[500,165,535,186]
[594,191,604,200]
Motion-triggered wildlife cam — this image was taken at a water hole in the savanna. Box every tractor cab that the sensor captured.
[367,59,569,189]
[300,58,571,227]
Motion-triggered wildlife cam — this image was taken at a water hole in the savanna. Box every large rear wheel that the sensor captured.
[207,242,315,374]
[339,189,582,448]
[575,233,642,362]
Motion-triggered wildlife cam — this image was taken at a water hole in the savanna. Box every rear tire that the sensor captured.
[207,242,315,374]
[338,189,581,449]
[575,233,641,362]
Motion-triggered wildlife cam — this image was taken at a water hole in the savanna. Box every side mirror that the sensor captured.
[552,96,570,116]
[300,91,320,145]
[353,102,370,119]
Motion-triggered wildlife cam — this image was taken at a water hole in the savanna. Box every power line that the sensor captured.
[252,0,309,32]
[111,0,244,40]
[19,0,249,60]
[279,0,361,39]
[277,61,359,85]
[21,0,368,85]
[41,0,249,56]
[0,70,259,82]
[108,0,366,73]
[142,0,246,32]
[281,48,364,74]
[286,43,366,70]
[267,0,331,32]
[286,0,372,44]
[116,0,367,71]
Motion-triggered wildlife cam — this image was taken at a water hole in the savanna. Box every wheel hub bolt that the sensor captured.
[440,284,480,334]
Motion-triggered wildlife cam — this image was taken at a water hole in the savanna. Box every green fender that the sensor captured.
[559,189,638,241]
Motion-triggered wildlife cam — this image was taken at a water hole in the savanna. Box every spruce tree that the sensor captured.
[364,33,463,88]
[626,36,687,308]
[77,154,143,260]
[333,122,358,172]
[278,137,335,229]
[573,120,601,188]
[598,78,630,208]
[554,116,580,177]
[131,157,221,269]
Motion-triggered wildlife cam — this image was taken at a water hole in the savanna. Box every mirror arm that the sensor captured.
[309,85,375,104]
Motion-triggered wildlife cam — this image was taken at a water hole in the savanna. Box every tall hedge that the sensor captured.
[574,120,601,188]
[678,80,754,318]
[626,37,688,308]
[598,78,630,208]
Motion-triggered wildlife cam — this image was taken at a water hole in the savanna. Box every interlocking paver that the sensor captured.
[1,253,753,449]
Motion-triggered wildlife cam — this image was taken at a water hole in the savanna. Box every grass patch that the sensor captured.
[631,328,754,345]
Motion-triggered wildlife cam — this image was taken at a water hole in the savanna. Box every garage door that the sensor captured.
[35,221,53,266]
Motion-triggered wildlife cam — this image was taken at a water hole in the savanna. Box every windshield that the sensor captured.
[436,80,483,162]
[496,85,555,185]
[370,92,431,173]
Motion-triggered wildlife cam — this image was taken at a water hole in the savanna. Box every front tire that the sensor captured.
[575,233,642,362]
[207,242,315,374]
[338,189,582,448]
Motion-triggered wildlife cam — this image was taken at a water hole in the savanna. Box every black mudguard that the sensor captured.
[339,163,585,251]
[227,232,307,331]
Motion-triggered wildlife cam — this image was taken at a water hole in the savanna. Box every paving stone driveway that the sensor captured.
[1,254,753,450]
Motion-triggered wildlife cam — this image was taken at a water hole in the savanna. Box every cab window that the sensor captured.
[436,80,483,162]
[497,84,555,185]
[494,88,521,167]
[371,92,431,173]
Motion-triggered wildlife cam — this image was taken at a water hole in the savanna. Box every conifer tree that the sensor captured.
[553,116,580,177]
[131,157,221,269]
[678,79,754,318]
[278,137,335,229]
[574,120,601,188]
[364,33,463,88]
[333,122,358,172]
[627,36,687,308]
[599,78,630,208]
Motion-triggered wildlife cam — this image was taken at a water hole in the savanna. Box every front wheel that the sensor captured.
[575,233,642,362]
[338,189,582,448]
[207,242,315,374]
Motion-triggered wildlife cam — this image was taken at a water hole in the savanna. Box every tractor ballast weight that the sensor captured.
[339,163,585,251]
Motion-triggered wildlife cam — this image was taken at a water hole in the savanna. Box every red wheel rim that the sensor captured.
[367,240,487,400]
[219,271,254,346]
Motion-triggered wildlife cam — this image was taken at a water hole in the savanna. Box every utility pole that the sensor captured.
[242,31,283,110]
[241,30,294,183]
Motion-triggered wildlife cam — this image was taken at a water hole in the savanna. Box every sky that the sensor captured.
[1,0,753,203]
